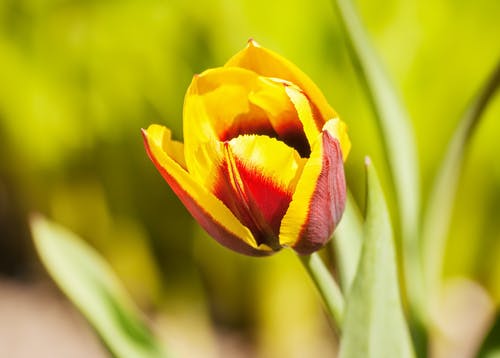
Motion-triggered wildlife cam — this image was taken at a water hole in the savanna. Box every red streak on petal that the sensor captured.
[142,130,271,256]
[235,155,293,238]
[293,132,346,255]
[310,96,326,128]
[214,144,293,249]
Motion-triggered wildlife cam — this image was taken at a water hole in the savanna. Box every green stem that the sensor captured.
[298,252,344,329]
[422,59,500,295]
[331,0,425,323]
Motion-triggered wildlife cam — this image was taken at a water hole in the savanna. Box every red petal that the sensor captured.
[279,128,346,255]
[293,132,346,254]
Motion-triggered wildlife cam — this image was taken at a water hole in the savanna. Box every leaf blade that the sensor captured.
[332,191,363,293]
[479,313,500,358]
[422,60,500,293]
[30,215,169,358]
[331,0,423,315]
[339,158,415,358]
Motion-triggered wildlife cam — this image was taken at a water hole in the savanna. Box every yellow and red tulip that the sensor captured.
[143,40,351,256]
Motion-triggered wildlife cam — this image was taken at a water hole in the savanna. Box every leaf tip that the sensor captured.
[29,212,46,244]
[29,211,43,225]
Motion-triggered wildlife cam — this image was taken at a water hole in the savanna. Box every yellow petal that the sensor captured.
[248,77,310,157]
[225,39,337,124]
[228,134,306,190]
[189,136,225,193]
[143,124,272,256]
[184,67,273,141]
[183,67,312,166]
[183,67,277,173]
[284,83,322,147]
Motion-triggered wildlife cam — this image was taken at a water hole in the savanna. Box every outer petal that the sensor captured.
[142,124,272,256]
[278,121,346,255]
[225,39,337,125]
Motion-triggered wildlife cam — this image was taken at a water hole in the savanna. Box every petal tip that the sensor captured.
[322,118,351,161]
[247,38,260,47]
[141,127,150,145]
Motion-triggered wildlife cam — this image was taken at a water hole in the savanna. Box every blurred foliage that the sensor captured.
[31,215,169,358]
[0,0,499,355]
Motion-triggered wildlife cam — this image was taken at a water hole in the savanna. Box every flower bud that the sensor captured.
[143,40,350,256]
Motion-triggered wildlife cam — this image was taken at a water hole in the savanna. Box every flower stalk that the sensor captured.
[299,252,344,329]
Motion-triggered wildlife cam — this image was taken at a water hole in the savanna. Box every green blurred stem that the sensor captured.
[423,59,500,294]
[299,252,344,329]
[331,192,363,294]
[331,0,424,322]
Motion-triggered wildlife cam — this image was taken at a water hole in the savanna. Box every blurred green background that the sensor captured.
[0,0,499,356]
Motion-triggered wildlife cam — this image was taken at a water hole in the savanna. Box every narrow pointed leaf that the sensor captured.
[332,191,363,293]
[30,215,169,358]
[332,0,423,314]
[422,60,500,292]
[339,159,415,358]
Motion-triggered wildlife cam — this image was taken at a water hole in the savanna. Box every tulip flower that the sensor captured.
[143,40,351,256]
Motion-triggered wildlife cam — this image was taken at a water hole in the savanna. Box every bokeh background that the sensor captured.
[0,0,499,356]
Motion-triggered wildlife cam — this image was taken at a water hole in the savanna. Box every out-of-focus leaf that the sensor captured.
[339,158,415,358]
[422,60,500,293]
[479,313,500,358]
[30,215,169,358]
[332,191,363,293]
[331,0,423,314]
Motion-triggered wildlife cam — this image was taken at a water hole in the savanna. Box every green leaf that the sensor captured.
[30,215,169,358]
[422,60,500,293]
[479,313,500,358]
[339,158,415,358]
[332,191,363,293]
[331,0,423,315]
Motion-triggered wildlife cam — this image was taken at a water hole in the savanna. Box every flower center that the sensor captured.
[218,109,311,158]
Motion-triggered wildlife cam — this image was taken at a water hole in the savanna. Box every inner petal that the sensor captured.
[224,40,338,125]
[186,67,311,157]
[249,77,311,157]
[212,134,306,248]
